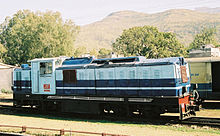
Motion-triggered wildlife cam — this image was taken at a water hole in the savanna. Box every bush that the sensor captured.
[0,88,13,94]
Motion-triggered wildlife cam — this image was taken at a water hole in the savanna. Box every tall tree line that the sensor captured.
[112,26,187,58]
[189,28,219,49]
[0,10,79,65]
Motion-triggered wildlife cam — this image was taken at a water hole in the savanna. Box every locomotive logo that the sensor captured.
[43,84,50,92]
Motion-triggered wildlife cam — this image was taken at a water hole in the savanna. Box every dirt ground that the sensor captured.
[0,93,13,106]
[0,113,219,136]
[0,94,219,136]
[0,93,12,99]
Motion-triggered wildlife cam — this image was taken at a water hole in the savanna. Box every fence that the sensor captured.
[0,125,129,136]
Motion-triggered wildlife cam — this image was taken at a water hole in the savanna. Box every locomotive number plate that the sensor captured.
[43,84,50,92]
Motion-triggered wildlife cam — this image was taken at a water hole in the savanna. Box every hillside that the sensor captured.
[75,9,220,50]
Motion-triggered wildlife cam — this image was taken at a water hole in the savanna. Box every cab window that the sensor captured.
[40,62,52,75]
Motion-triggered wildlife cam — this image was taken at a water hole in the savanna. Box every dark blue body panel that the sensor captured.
[13,78,189,97]
[191,83,212,99]
[56,79,177,87]
[56,89,177,96]
[13,81,32,94]
[56,89,96,95]
[56,79,185,97]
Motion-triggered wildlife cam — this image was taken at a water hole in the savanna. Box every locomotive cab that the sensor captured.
[28,57,65,95]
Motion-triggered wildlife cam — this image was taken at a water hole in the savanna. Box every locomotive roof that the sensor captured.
[92,56,146,64]
[144,57,185,64]
[56,56,185,70]
[28,56,68,62]
[26,56,185,70]
[62,56,94,65]
[92,56,184,65]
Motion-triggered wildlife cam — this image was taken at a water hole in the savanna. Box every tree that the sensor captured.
[89,49,98,57]
[98,48,112,58]
[112,26,186,58]
[189,28,218,50]
[73,46,87,57]
[0,43,6,62]
[0,10,79,65]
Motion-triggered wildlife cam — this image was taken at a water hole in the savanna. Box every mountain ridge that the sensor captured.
[75,8,220,50]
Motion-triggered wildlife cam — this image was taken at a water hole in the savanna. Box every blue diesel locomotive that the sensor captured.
[12,56,198,120]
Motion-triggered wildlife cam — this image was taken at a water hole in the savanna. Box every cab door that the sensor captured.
[31,60,56,95]
[38,61,56,94]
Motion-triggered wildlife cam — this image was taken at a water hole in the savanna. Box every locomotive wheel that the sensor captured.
[100,104,127,117]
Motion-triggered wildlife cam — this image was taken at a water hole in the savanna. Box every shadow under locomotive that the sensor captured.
[0,104,179,126]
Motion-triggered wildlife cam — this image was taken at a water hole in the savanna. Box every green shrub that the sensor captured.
[0,88,13,94]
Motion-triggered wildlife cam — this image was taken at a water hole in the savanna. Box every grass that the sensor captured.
[1,119,220,136]
[0,110,219,136]
[109,121,220,135]
[151,124,220,135]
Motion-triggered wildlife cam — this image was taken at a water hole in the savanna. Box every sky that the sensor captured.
[0,0,220,25]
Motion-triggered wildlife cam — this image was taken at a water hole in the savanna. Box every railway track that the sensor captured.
[0,105,34,112]
[202,100,220,109]
[179,117,220,128]
[0,104,219,129]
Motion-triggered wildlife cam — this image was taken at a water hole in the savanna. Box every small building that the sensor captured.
[0,63,16,91]
[188,44,220,58]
